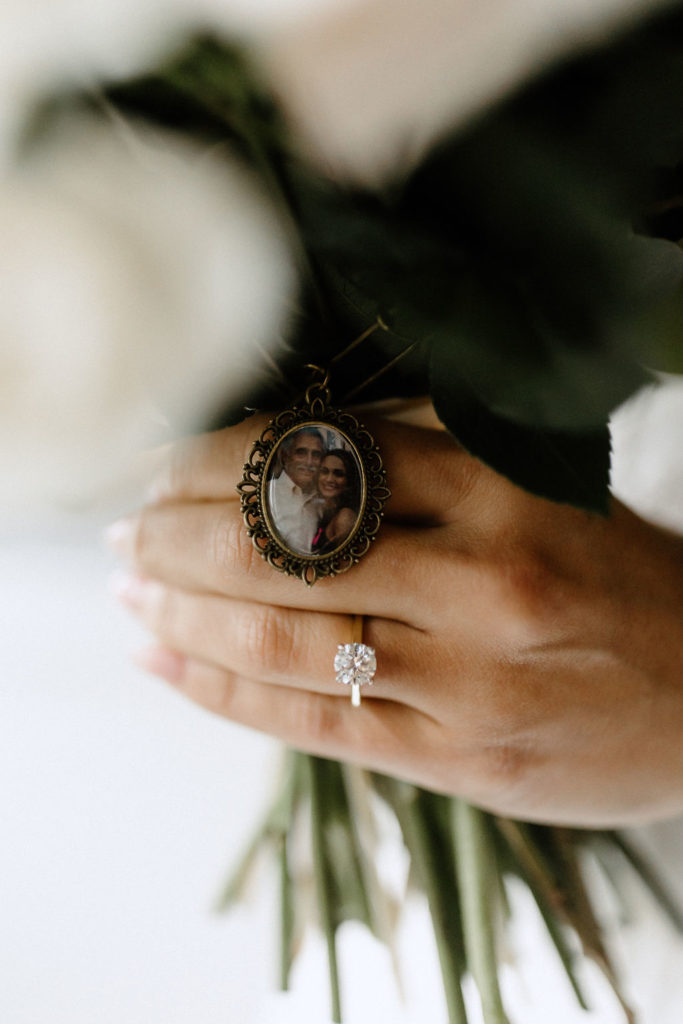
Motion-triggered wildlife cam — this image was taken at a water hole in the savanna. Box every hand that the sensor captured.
[107,413,683,827]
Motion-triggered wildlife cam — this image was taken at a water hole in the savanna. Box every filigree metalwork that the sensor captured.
[237,381,390,585]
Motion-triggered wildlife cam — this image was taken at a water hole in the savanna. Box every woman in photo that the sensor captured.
[311,448,360,555]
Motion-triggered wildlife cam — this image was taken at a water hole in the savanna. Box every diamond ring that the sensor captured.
[335,615,376,707]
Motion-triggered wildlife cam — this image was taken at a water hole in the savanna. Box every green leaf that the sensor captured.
[291,147,657,434]
[286,10,683,433]
[637,281,683,374]
[429,371,613,513]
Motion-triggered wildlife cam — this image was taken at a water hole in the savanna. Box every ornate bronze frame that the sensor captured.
[237,381,390,585]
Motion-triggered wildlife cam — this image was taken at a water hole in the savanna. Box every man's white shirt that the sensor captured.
[269,471,320,553]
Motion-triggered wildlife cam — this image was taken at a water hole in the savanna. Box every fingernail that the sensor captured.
[134,646,186,684]
[109,569,149,610]
[104,517,136,559]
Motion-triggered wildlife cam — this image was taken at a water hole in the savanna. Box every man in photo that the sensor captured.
[268,426,325,554]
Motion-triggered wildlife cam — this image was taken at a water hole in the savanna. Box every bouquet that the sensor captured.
[3,1,682,1020]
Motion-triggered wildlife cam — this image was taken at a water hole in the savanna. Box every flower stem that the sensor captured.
[279,753,303,990]
[308,756,343,1023]
[493,819,590,1011]
[608,831,683,933]
[377,780,469,1024]
[342,765,404,995]
[453,801,509,1024]
[550,830,636,1024]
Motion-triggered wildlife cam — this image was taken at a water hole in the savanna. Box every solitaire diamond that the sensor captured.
[335,643,376,694]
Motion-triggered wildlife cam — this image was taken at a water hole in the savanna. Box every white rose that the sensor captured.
[0,0,355,162]
[256,0,678,185]
[0,1,178,161]
[0,116,295,518]
[611,373,683,534]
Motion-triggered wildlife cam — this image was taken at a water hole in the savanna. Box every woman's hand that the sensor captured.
[107,413,683,827]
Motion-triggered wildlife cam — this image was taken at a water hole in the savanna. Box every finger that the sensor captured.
[115,575,429,708]
[147,414,478,523]
[109,501,450,625]
[134,645,440,778]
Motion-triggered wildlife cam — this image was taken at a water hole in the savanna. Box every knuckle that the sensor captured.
[149,583,178,639]
[243,605,299,678]
[424,438,481,521]
[212,672,240,718]
[164,437,196,498]
[477,738,535,797]
[464,675,540,801]
[298,693,342,746]
[210,508,256,579]
[453,454,481,508]
[491,551,563,639]
[132,507,154,570]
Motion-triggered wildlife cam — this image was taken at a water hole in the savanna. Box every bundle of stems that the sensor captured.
[218,751,683,1024]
